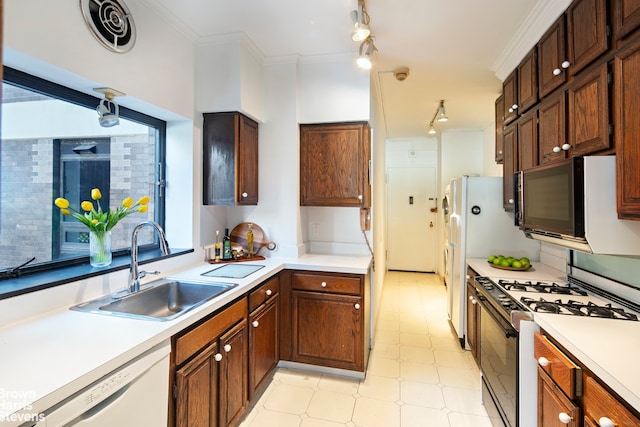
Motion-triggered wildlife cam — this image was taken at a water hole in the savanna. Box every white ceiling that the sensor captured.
[146,0,542,139]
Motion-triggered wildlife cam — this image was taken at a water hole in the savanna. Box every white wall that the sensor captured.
[4,0,198,254]
[440,130,484,196]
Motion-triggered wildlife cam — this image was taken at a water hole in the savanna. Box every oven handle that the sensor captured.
[477,295,517,338]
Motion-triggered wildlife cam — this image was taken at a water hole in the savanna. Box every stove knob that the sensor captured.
[598,417,615,427]
[538,357,550,367]
[558,412,572,424]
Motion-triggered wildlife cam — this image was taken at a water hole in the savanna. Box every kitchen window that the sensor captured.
[0,67,167,293]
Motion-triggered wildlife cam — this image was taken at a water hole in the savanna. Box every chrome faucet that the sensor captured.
[128,221,171,293]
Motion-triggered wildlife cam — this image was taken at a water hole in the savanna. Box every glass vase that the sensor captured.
[90,230,112,267]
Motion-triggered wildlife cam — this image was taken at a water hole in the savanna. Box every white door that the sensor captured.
[386,167,438,271]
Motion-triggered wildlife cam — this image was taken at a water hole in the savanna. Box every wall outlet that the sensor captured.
[311,223,320,237]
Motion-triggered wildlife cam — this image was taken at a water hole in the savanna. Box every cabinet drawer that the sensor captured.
[249,276,279,312]
[291,272,362,295]
[583,375,640,426]
[174,298,247,366]
[534,332,582,398]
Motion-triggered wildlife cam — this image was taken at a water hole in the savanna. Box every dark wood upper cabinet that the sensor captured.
[538,92,568,165]
[300,122,371,207]
[518,48,539,113]
[567,62,611,156]
[518,109,539,171]
[566,0,609,76]
[614,37,640,219]
[502,70,519,124]
[538,15,567,98]
[203,112,259,206]
[614,0,640,41]
[495,95,505,164]
[502,125,517,211]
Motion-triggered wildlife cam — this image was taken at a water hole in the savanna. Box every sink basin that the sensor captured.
[71,279,237,321]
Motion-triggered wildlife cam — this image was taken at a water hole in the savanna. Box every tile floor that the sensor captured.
[238,271,493,427]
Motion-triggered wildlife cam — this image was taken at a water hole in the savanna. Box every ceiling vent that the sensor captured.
[80,0,136,53]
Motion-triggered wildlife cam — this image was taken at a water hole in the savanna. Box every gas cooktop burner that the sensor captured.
[498,280,588,296]
[520,297,639,321]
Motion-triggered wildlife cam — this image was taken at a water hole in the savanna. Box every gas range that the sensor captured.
[476,276,640,322]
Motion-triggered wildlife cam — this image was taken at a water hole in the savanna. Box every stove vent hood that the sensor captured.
[521,156,640,256]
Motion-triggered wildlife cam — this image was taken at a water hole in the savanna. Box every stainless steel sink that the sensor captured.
[71,279,237,321]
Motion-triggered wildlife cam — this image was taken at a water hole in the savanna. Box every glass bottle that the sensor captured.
[214,230,221,261]
[222,228,232,260]
[247,223,254,258]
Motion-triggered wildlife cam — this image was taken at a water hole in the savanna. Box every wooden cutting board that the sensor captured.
[230,222,276,255]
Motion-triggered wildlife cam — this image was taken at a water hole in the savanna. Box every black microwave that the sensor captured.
[514,157,585,239]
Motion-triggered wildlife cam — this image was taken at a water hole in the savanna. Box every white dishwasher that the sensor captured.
[34,342,170,427]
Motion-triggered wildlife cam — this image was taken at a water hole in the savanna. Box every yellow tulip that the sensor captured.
[61,209,71,215]
[122,197,133,209]
[92,219,99,225]
[138,205,148,213]
[137,196,150,205]
[91,188,102,200]
[54,198,70,209]
[81,201,93,211]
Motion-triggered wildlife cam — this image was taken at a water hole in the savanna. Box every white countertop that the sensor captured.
[467,258,640,412]
[0,254,371,426]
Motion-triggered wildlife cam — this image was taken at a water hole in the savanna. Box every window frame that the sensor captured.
[0,66,170,295]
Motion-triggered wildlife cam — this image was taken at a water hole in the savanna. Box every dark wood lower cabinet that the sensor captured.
[219,322,248,427]
[249,297,279,399]
[538,368,580,427]
[175,342,219,427]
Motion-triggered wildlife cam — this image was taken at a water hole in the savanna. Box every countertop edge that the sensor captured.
[0,254,371,426]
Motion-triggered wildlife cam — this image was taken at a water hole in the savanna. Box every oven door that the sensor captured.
[478,296,518,427]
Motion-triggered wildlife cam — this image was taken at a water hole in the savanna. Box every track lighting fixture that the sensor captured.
[94,87,124,127]
[357,36,377,70]
[427,100,448,135]
[350,0,371,42]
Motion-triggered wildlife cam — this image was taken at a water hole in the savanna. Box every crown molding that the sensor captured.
[491,0,572,82]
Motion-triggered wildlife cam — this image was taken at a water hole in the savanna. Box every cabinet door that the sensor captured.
[567,62,610,156]
[292,290,363,371]
[237,115,259,205]
[219,321,248,427]
[503,70,519,124]
[614,37,640,220]
[538,369,580,427]
[503,125,517,211]
[300,122,370,207]
[518,48,538,113]
[249,297,279,400]
[175,342,219,427]
[538,16,568,98]
[465,282,479,364]
[518,109,538,171]
[538,92,567,165]
[566,0,609,76]
[583,375,640,426]
[495,95,505,164]
[615,0,640,40]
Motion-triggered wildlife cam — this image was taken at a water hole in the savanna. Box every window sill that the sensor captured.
[0,248,194,301]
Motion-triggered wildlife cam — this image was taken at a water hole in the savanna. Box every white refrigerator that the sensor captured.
[446,176,540,348]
